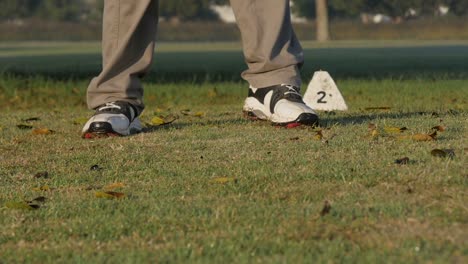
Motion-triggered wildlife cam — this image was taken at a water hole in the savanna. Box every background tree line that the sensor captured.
[0,0,467,23]
[294,0,468,19]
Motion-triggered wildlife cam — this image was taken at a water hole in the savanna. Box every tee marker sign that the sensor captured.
[303,71,348,111]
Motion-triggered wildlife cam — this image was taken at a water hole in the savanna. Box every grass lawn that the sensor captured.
[0,41,467,263]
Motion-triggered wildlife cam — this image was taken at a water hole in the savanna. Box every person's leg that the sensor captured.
[87,0,159,114]
[230,0,318,125]
[83,0,158,137]
[230,0,303,88]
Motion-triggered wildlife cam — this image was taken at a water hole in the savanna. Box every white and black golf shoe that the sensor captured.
[243,84,319,126]
[82,101,142,138]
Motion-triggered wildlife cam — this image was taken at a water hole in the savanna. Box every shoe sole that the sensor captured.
[244,111,319,127]
[83,132,120,139]
[82,121,142,139]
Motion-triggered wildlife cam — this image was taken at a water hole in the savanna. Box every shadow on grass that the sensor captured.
[321,110,464,127]
[139,109,465,134]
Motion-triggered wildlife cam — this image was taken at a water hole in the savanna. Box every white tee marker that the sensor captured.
[303,71,348,111]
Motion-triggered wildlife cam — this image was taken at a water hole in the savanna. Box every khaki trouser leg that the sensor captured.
[230,0,304,88]
[87,0,159,113]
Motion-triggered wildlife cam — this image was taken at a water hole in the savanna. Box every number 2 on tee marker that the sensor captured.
[317,91,327,104]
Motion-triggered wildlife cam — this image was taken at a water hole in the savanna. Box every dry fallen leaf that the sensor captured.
[150,114,179,126]
[314,130,323,141]
[364,107,391,111]
[32,128,55,135]
[180,109,192,116]
[90,164,103,171]
[395,157,410,165]
[431,125,446,132]
[193,111,205,117]
[367,123,379,138]
[431,149,455,159]
[182,109,206,117]
[151,116,165,125]
[34,171,49,179]
[384,126,408,134]
[95,191,126,199]
[32,185,51,192]
[210,177,238,184]
[320,200,332,216]
[5,201,40,210]
[22,117,40,122]
[27,196,47,203]
[17,124,33,130]
[398,131,437,141]
[85,185,103,191]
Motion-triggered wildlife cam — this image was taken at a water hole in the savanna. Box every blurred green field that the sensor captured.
[2,40,468,82]
[0,41,467,263]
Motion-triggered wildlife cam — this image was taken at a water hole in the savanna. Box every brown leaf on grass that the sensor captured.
[32,185,51,192]
[85,185,103,191]
[95,191,125,199]
[150,116,165,125]
[5,201,40,210]
[26,196,47,203]
[22,117,40,122]
[181,110,205,117]
[193,111,205,117]
[17,124,33,130]
[406,186,414,194]
[367,123,379,138]
[314,130,324,141]
[432,125,446,132]
[34,171,49,179]
[210,177,238,184]
[364,106,391,111]
[320,200,332,216]
[431,149,455,159]
[398,131,437,141]
[90,164,103,171]
[32,128,55,135]
[150,114,179,126]
[181,109,192,115]
[395,157,410,165]
[104,182,126,190]
[13,137,26,144]
[290,137,300,141]
[384,126,408,134]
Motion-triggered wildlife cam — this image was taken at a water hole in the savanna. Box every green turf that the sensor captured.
[0,41,467,263]
[2,40,468,81]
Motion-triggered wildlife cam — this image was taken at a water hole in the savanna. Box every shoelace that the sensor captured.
[283,85,302,97]
[98,102,122,112]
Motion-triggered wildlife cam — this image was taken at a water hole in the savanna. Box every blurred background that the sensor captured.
[1,0,467,42]
[1,0,468,85]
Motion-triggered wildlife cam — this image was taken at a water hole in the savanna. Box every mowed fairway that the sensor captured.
[0,41,467,263]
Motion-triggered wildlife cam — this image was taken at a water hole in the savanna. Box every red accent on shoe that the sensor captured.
[83,132,120,139]
[286,123,302,129]
[84,133,94,139]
